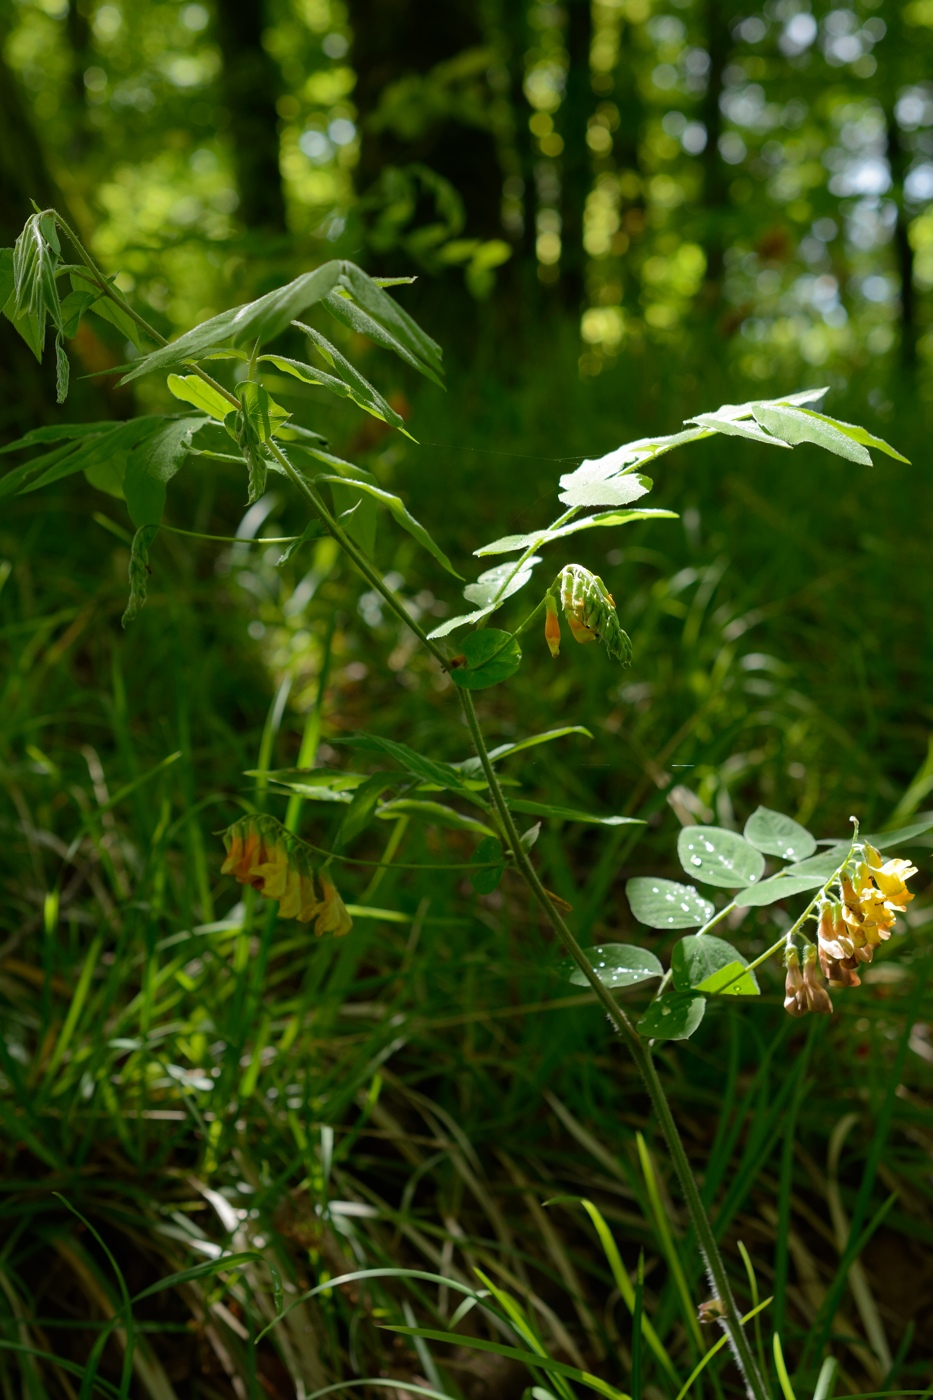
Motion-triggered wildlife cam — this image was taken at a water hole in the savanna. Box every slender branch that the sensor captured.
[457,688,770,1400]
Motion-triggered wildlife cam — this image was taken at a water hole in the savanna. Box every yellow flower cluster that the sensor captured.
[817,843,916,988]
[221,816,352,936]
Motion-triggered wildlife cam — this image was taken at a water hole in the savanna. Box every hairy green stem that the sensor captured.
[457,690,769,1400]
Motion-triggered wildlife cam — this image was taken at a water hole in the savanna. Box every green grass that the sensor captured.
[1,329,931,1397]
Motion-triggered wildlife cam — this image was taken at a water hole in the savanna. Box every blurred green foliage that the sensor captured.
[1,0,932,1395]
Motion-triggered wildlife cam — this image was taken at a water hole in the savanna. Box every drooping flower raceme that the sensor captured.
[221,816,352,936]
[787,840,916,1015]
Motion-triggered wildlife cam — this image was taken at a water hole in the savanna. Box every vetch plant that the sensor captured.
[3,203,925,1398]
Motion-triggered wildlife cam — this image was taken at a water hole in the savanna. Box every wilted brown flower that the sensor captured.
[784,943,833,1017]
[221,816,352,936]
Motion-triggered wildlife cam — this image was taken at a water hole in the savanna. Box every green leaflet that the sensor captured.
[294,322,410,432]
[314,474,460,577]
[564,945,663,989]
[638,992,706,1041]
[338,733,468,791]
[751,403,872,464]
[474,509,679,557]
[121,523,159,628]
[454,725,593,777]
[790,406,909,463]
[123,417,201,529]
[689,412,790,446]
[508,800,642,827]
[335,774,398,849]
[626,877,715,930]
[677,825,766,889]
[118,262,342,382]
[470,836,505,894]
[0,418,168,502]
[429,558,541,638]
[329,263,444,386]
[558,473,652,511]
[672,934,759,996]
[376,799,497,838]
[743,806,816,862]
[734,873,827,909]
[167,373,236,421]
[449,629,522,690]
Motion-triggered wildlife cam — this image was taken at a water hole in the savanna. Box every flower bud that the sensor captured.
[544,594,561,658]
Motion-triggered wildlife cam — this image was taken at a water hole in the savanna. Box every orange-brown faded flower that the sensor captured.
[544,595,562,658]
[314,872,353,938]
[784,944,833,1017]
[817,904,862,988]
[221,817,351,936]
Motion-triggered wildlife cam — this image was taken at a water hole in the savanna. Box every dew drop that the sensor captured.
[691,857,702,867]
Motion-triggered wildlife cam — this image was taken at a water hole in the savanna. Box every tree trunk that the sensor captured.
[557,0,592,312]
[886,114,917,369]
[214,0,287,232]
[350,0,504,241]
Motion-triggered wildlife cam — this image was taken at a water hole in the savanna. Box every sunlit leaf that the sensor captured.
[677,826,765,888]
[564,945,663,989]
[626,878,715,929]
[743,806,816,862]
[473,509,679,556]
[734,873,826,908]
[751,404,872,464]
[167,373,235,421]
[339,734,468,790]
[558,474,651,510]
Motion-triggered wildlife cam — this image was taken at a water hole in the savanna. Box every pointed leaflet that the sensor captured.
[474,510,679,556]
[167,373,236,421]
[335,774,398,848]
[338,734,469,791]
[2,418,169,501]
[294,322,408,430]
[789,406,909,463]
[688,412,790,446]
[123,417,201,528]
[314,475,460,577]
[454,725,593,776]
[331,263,444,386]
[750,404,872,464]
[733,873,828,908]
[508,800,642,827]
[119,261,342,382]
